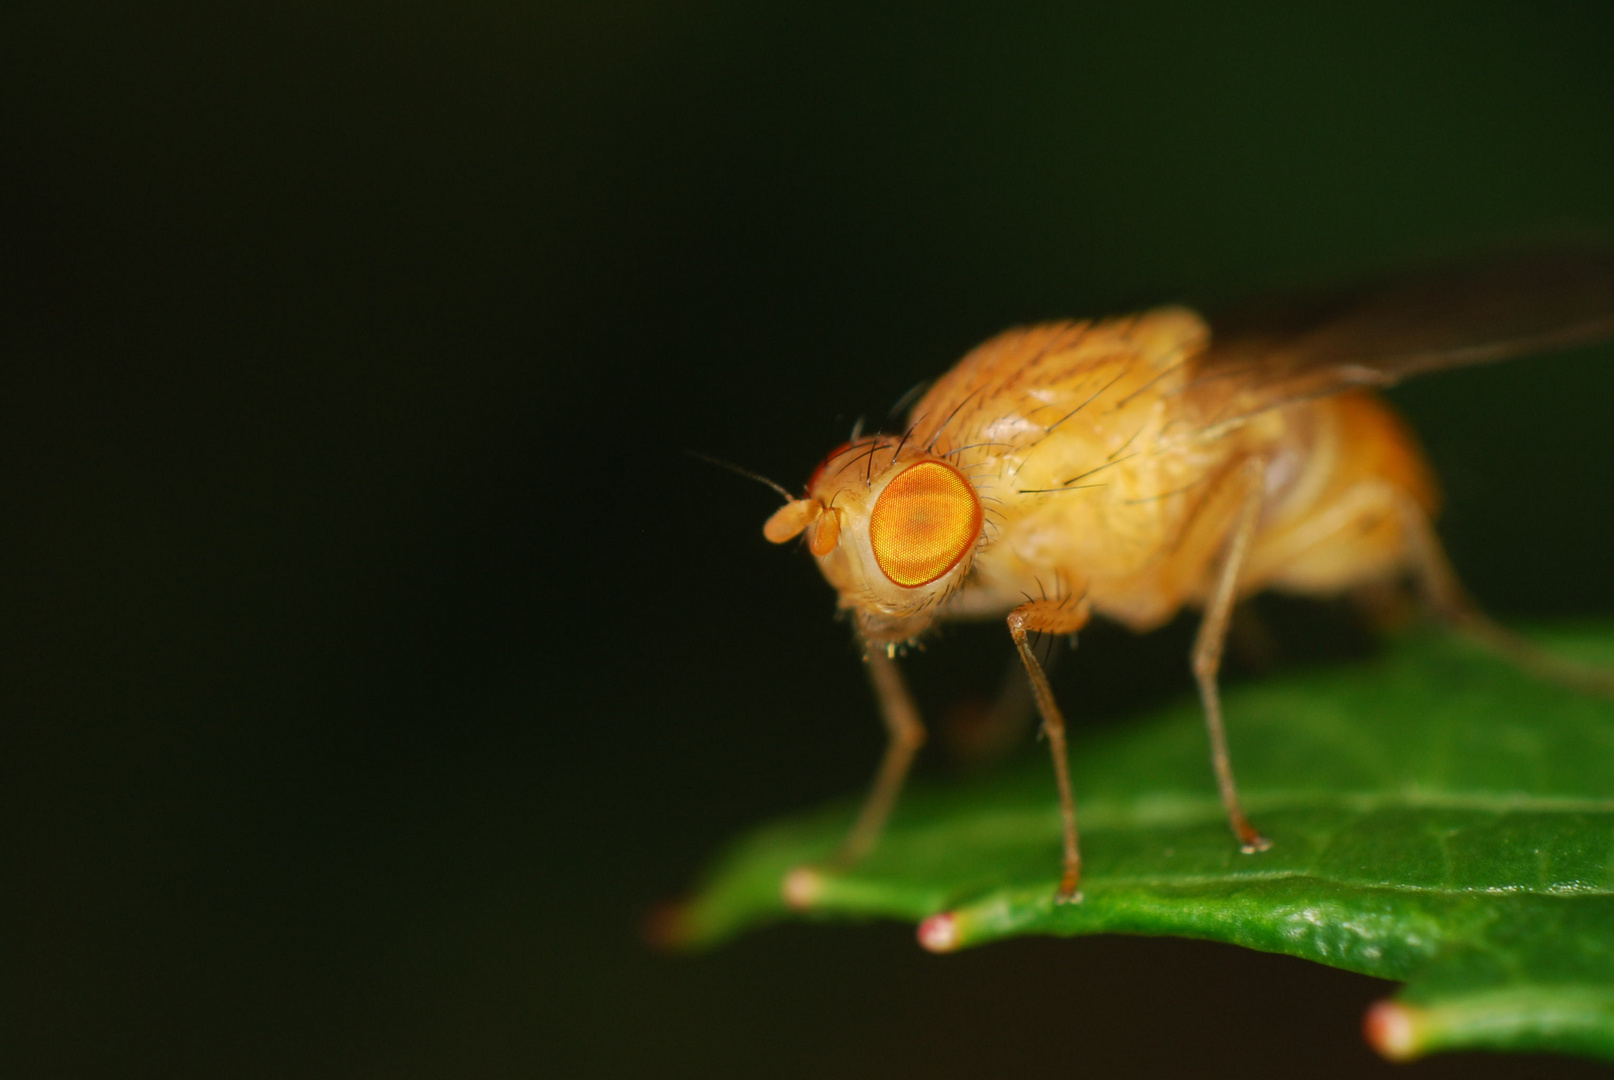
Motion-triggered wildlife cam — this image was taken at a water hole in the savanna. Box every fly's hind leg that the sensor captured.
[1398,496,1614,697]
[1006,594,1092,903]
[1193,457,1273,854]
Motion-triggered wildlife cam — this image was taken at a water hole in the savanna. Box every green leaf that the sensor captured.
[668,625,1614,1062]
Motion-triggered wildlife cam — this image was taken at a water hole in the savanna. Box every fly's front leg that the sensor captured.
[833,643,927,866]
[1398,495,1614,697]
[1194,457,1272,854]
[783,643,925,910]
[1007,595,1092,903]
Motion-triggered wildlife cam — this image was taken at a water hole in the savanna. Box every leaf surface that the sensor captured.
[672,627,1614,1061]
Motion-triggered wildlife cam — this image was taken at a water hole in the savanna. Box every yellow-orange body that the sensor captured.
[786,307,1436,644]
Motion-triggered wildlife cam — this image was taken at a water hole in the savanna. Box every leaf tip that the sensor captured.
[641,898,696,952]
[917,912,959,953]
[1364,1000,1425,1062]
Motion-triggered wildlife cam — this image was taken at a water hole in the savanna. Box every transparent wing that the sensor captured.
[1182,246,1614,434]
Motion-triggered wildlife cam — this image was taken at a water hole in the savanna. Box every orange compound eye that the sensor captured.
[868,460,983,588]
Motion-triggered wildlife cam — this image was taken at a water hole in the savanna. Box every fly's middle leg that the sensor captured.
[1006,594,1092,903]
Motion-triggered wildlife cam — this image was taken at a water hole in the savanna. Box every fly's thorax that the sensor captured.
[763,437,985,643]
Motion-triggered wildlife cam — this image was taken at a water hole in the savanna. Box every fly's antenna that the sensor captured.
[686,450,796,503]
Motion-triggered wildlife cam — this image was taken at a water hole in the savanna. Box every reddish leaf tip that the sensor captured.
[918,912,959,953]
[1364,1000,1423,1061]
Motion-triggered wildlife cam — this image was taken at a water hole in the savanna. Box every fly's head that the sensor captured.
[765,436,984,645]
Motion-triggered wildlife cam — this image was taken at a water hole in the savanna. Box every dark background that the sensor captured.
[4,3,1614,1077]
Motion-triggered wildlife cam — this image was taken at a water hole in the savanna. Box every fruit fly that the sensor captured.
[761,248,1614,903]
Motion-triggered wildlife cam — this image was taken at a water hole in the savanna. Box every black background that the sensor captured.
[5,3,1614,1077]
